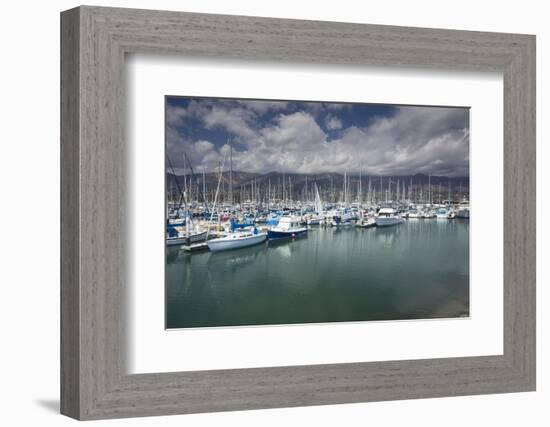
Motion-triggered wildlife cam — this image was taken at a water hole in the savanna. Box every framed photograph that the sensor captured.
[164,96,471,330]
[61,6,536,420]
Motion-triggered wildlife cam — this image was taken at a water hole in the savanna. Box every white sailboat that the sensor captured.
[207,228,267,252]
[307,183,325,225]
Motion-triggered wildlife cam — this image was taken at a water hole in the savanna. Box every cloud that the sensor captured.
[347,107,470,176]
[202,106,257,141]
[236,100,289,114]
[166,99,469,176]
[325,114,343,130]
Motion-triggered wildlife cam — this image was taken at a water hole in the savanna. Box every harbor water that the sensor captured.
[166,219,469,329]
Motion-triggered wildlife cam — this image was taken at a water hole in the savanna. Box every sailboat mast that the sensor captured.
[358,169,362,204]
[282,171,285,207]
[202,167,206,204]
[229,139,233,206]
[344,171,347,206]
[368,177,372,205]
[428,174,432,205]
[289,176,292,204]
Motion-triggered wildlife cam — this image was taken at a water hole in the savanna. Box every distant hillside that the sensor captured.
[167,171,469,203]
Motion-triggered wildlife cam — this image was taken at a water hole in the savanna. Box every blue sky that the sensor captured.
[166,96,469,176]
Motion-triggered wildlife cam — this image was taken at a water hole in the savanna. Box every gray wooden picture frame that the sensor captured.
[60,5,536,420]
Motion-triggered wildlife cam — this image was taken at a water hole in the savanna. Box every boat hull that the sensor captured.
[207,233,267,252]
[457,208,470,219]
[166,230,207,246]
[375,217,402,227]
[331,221,353,227]
[267,228,307,239]
[306,218,322,225]
[355,220,376,228]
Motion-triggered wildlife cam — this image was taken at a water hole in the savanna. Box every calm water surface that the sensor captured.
[166,219,469,328]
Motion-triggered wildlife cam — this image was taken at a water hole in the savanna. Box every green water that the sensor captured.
[166,219,469,329]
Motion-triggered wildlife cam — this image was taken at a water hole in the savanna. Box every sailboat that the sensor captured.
[207,227,267,252]
[307,183,325,225]
[165,154,207,246]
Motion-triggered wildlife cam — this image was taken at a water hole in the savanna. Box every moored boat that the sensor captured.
[422,209,436,219]
[375,208,402,227]
[306,215,323,225]
[407,208,421,219]
[355,217,376,228]
[207,228,267,252]
[267,216,308,239]
[168,217,186,226]
[166,229,207,246]
[457,201,470,219]
[435,207,449,219]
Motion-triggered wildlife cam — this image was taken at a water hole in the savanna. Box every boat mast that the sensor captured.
[396,179,400,203]
[368,177,372,205]
[229,139,233,206]
[289,176,292,205]
[428,174,432,205]
[343,171,347,206]
[358,169,362,205]
[206,154,227,240]
[282,171,286,208]
[202,167,206,205]
[182,156,187,202]
[166,154,186,214]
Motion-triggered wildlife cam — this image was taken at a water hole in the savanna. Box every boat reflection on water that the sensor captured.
[374,223,401,245]
[166,246,185,264]
[166,219,470,329]
[267,233,306,247]
[207,241,268,267]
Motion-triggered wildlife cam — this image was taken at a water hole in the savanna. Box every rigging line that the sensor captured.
[166,154,186,211]
[183,152,211,214]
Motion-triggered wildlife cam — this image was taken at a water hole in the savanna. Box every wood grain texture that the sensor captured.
[60,6,536,420]
[60,7,80,419]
